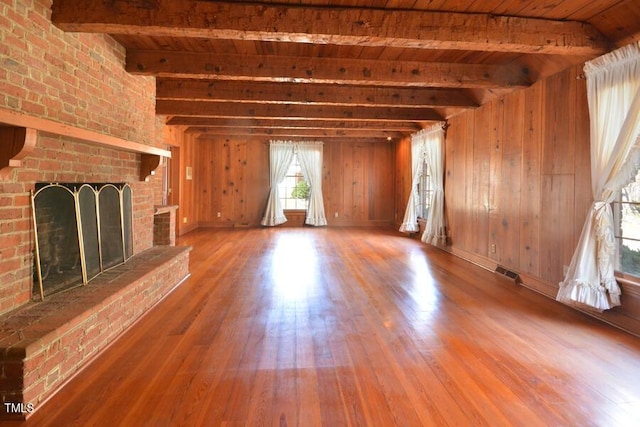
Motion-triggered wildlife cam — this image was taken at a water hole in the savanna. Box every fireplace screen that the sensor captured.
[31,183,134,300]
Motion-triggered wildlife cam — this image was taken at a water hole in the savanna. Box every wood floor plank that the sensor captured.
[14,227,640,426]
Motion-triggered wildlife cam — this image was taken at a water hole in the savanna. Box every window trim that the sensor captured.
[278,152,309,211]
[417,159,432,220]
[611,171,640,282]
[615,270,640,285]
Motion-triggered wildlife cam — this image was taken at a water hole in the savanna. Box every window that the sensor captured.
[278,152,309,210]
[613,168,640,278]
[416,160,432,219]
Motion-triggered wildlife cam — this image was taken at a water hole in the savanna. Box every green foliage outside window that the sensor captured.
[621,245,640,276]
[291,180,310,200]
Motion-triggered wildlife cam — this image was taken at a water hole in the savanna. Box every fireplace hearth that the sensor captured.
[31,183,134,300]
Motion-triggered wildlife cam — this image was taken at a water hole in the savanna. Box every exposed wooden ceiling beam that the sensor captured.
[156,79,478,108]
[51,0,610,56]
[130,51,530,89]
[187,127,404,139]
[197,135,397,144]
[166,117,421,132]
[157,101,442,122]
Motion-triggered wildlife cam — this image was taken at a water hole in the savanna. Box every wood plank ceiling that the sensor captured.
[51,0,640,141]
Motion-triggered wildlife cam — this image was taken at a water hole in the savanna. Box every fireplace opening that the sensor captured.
[32,183,134,300]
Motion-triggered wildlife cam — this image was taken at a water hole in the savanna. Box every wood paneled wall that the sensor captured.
[196,137,270,227]
[443,64,592,288]
[323,140,396,226]
[176,137,397,228]
[394,136,412,228]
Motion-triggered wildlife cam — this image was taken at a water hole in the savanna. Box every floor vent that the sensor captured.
[495,265,521,284]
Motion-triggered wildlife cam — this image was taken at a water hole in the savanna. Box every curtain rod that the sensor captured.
[412,121,447,138]
[268,140,324,145]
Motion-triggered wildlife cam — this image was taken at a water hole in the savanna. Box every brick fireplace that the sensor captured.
[0,0,190,419]
[0,131,192,420]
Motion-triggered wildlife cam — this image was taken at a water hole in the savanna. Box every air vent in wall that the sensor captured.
[495,265,521,284]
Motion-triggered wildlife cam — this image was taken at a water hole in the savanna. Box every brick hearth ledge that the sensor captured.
[0,246,191,420]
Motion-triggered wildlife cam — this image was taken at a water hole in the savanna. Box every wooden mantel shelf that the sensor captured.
[0,107,171,180]
[154,204,179,215]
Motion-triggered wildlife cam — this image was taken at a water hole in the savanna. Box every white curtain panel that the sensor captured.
[557,41,640,311]
[399,132,426,232]
[399,123,446,239]
[421,124,446,245]
[297,142,327,226]
[261,141,295,226]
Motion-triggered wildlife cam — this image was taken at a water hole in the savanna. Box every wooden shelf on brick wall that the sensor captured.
[0,107,170,180]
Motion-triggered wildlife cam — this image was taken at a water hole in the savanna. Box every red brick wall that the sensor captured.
[0,0,156,144]
[0,0,163,315]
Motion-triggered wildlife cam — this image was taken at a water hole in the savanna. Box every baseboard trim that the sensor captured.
[438,244,640,338]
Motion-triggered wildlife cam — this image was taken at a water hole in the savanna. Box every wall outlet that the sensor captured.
[217,212,221,218]
[334,212,339,218]
[183,217,187,224]
[490,243,496,254]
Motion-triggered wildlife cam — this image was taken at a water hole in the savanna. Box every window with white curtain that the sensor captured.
[613,169,640,277]
[399,122,445,237]
[556,41,640,311]
[261,140,326,227]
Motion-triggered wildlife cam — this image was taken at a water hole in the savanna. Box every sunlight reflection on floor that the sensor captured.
[597,398,640,427]
[270,232,320,302]
[406,248,441,331]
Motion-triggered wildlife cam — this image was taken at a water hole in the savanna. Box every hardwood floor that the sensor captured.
[13,227,640,426]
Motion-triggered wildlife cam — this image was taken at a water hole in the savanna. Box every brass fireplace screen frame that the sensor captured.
[31,183,134,301]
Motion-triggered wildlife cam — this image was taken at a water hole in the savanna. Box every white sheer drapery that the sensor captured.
[557,42,640,311]
[421,125,446,245]
[261,142,295,226]
[297,142,327,226]
[399,133,425,232]
[399,123,446,244]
